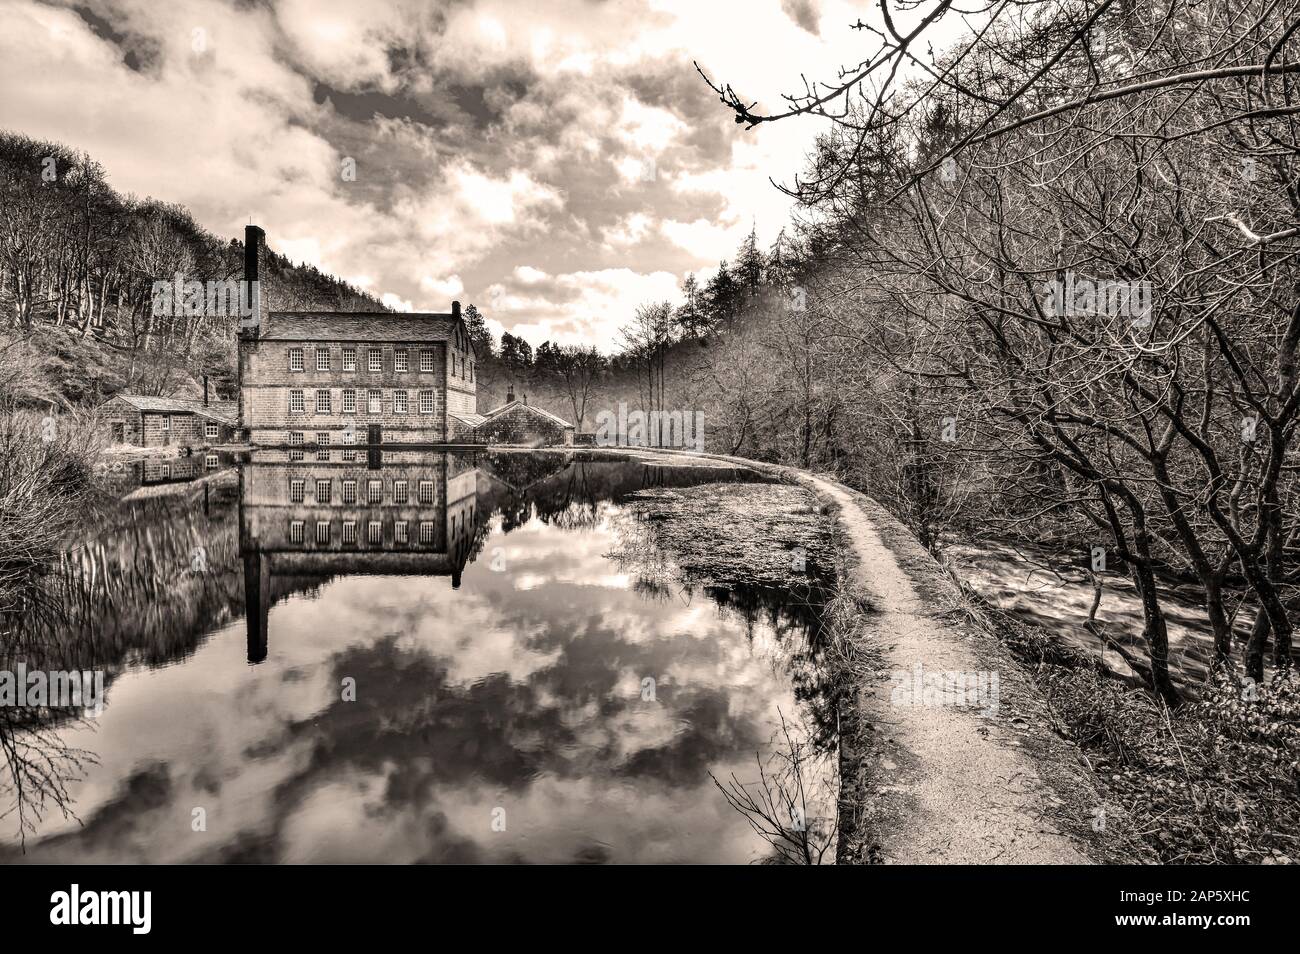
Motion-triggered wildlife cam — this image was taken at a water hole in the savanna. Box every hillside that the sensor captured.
[0,129,385,408]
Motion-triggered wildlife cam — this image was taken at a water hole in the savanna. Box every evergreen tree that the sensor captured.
[734,224,765,297]
[462,302,494,357]
[673,272,711,339]
[704,259,742,324]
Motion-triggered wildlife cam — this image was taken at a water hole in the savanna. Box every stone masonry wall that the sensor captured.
[241,338,463,443]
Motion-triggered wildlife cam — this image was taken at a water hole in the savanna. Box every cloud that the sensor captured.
[420,274,465,298]
[603,213,654,248]
[0,0,874,350]
[486,268,683,350]
[660,218,745,263]
[513,265,549,284]
[781,0,821,35]
[381,291,415,311]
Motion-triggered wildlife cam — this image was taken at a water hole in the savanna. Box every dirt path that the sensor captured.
[618,447,1123,863]
[807,476,1102,863]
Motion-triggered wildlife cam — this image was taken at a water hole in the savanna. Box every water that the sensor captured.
[1,450,837,864]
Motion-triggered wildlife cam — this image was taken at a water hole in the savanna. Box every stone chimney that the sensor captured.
[202,374,209,407]
[506,384,515,403]
[452,300,461,320]
[241,224,264,341]
[238,224,264,435]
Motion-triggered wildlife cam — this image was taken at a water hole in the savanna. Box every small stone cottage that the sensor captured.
[472,386,575,447]
[101,390,239,448]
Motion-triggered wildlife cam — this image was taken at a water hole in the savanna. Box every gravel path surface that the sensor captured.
[624,447,1126,864]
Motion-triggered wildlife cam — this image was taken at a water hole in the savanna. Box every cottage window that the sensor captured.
[290,479,305,503]
[394,480,409,504]
[316,389,331,414]
[316,479,331,503]
[393,390,408,414]
[367,389,382,414]
[205,422,219,440]
[367,479,382,503]
[419,521,435,544]
[367,521,383,545]
[289,389,305,413]
[418,480,434,505]
[419,390,435,414]
[161,415,170,432]
[395,521,409,544]
[368,348,382,372]
[317,348,331,372]
[316,521,330,544]
[342,347,356,371]
[205,453,218,469]
[290,520,304,543]
[395,349,408,372]
[342,521,357,544]
[289,347,304,372]
[420,349,435,372]
[342,389,356,413]
[343,479,357,504]
[160,463,171,479]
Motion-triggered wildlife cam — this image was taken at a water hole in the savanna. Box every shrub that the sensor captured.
[0,409,105,609]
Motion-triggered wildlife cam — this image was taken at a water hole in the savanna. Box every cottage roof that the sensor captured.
[107,394,238,426]
[449,412,489,428]
[259,311,462,345]
[479,400,574,430]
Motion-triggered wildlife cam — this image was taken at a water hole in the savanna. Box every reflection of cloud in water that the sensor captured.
[3,495,821,863]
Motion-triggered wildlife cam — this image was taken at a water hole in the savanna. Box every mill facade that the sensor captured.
[237,226,481,446]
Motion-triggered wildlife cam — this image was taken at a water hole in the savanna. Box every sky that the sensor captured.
[0,0,884,349]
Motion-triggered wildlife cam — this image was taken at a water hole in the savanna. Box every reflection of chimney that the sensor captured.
[244,549,269,664]
[202,374,209,406]
[506,384,515,403]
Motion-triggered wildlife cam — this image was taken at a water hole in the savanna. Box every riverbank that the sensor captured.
[630,448,1137,863]
[635,447,1300,865]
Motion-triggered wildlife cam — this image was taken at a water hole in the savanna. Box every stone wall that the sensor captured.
[475,404,574,447]
[241,338,469,443]
[102,399,236,447]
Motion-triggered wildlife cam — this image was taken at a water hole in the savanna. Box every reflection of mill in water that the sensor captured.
[238,449,479,663]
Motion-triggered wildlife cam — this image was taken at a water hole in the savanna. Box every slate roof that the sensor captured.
[449,412,489,428]
[107,394,239,426]
[479,400,574,430]
[259,311,459,343]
